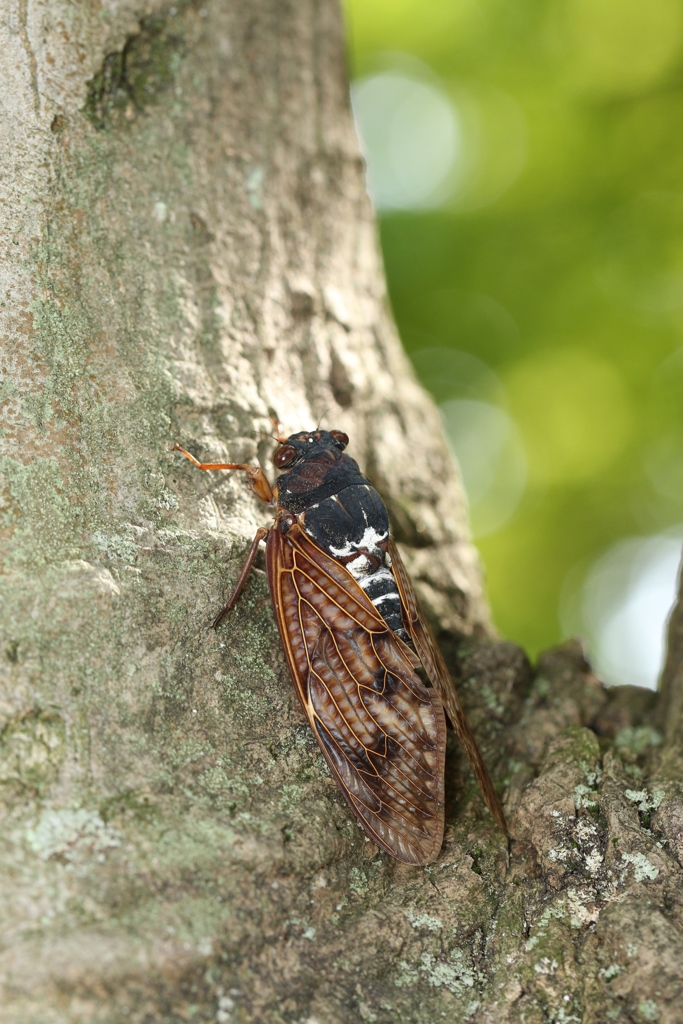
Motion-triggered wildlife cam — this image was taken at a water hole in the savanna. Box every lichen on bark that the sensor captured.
[1,2,683,1023]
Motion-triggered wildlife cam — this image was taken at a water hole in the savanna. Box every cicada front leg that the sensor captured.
[173,445,274,504]
[173,444,274,626]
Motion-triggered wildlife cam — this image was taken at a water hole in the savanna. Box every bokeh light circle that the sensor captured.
[505,348,633,485]
[440,399,527,538]
[351,70,460,210]
[562,532,683,689]
[562,0,683,96]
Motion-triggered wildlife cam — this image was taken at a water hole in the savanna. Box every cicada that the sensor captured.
[174,429,506,864]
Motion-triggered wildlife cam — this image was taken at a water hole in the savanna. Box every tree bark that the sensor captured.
[1,2,683,1022]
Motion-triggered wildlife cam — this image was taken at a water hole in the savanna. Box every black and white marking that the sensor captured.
[274,431,409,640]
[303,486,408,640]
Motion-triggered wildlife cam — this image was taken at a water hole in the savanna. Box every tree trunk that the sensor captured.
[1,2,682,1022]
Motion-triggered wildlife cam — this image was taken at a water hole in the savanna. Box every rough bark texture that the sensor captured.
[2,2,683,1022]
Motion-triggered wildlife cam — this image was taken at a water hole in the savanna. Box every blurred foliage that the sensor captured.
[343,0,683,660]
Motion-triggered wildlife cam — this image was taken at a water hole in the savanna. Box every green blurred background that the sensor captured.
[343,0,683,688]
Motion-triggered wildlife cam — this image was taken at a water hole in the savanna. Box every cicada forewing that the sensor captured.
[387,538,507,833]
[266,522,447,865]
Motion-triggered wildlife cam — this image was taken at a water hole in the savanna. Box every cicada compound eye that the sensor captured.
[273,443,297,468]
[329,430,349,450]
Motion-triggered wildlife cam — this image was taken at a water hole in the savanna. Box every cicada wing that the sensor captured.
[266,523,446,865]
[388,538,507,833]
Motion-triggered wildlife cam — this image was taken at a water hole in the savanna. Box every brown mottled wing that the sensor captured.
[388,537,507,833]
[266,522,446,865]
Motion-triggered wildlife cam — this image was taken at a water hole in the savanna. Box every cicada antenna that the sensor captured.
[269,414,288,443]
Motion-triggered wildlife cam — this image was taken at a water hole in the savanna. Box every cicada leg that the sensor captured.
[173,445,273,627]
[173,444,274,504]
[212,526,270,629]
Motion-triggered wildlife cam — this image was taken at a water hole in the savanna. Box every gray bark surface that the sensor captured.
[1,2,683,1022]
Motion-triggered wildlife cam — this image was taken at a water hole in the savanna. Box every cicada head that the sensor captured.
[271,429,349,470]
[271,429,361,514]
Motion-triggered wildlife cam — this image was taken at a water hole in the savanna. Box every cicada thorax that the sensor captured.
[273,437,409,642]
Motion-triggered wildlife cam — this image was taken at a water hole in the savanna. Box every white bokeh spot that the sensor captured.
[440,399,527,538]
[563,532,683,689]
[351,70,460,211]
